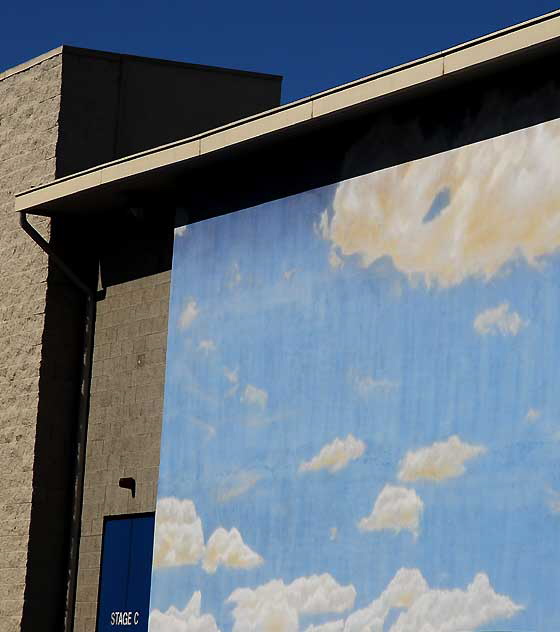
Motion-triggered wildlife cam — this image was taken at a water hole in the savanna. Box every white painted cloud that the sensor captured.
[329,248,344,269]
[203,527,263,574]
[525,407,541,423]
[198,339,217,353]
[174,225,187,238]
[358,485,423,537]
[289,574,356,615]
[191,417,217,441]
[398,435,486,483]
[226,384,239,398]
[217,470,262,503]
[344,568,428,631]
[153,497,262,574]
[153,498,204,568]
[299,435,366,474]
[321,119,560,287]
[305,621,344,632]
[284,268,297,281]
[227,262,242,288]
[180,298,198,329]
[224,367,239,397]
[354,373,397,396]
[388,572,522,632]
[547,488,560,514]
[242,384,268,408]
[224,366,239,384]
[149,591,220,632]
[474,302,527,336]
[227,574,356,632]
[338,568,521,632]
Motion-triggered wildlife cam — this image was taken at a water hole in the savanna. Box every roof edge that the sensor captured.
[15,8,560,212]
[0,46,64,82]
[60,45,283,81]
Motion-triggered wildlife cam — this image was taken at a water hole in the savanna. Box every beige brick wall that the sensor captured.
[74,271,170,632]
[0,53,62,632]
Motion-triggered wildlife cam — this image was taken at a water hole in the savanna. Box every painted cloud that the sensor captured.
[223,568,519,632]
[217,470,263,503]
[344,568,428,631]
[305,622,344,632]
[547,489,560,514]
[320,120,560,287]
[353,372,397,397]
[153,498,263,573]
[191,417,217,441]
[242,384,268,408]
[199,339,217,353]
[329,248,344,269]
[398,435,486,483]
[149,591,220,632]
[299,434,366,474]
[224,366,239,397]
[203,527,263,574]
[153,498,204,568]
[474,302,527,336]
[180,298,199,329]
[227,574,356,632]
[224,367,239,384]
[227,262,242,288]
[316,567,522,632]
[387,571,522,632]
[358,485,423,537]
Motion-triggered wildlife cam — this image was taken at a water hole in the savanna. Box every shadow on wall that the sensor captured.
[21,216,98,631]
[177,46,560,227]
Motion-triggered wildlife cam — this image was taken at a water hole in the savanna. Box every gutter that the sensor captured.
[20,212,96,632]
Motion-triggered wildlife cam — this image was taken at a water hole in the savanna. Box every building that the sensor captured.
[4,10,560,632]
[0,48,281,632]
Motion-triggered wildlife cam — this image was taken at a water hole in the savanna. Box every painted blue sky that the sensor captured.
[149,118,560,632]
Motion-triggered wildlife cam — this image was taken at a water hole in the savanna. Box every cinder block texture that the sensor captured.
[1,46,280,632]
[73,211,173,632]
[0,52,62,632]
[1,52,98,632]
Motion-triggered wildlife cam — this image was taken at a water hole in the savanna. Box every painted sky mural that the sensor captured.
[148,117,560,632]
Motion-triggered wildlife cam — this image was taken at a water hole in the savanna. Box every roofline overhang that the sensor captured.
[15,8,560,216]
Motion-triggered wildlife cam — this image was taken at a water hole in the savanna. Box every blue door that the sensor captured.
[96,514,155,631]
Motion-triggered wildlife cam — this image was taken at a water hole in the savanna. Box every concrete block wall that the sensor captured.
[0,51,62,632]
[1,45,281,632]
[69,201,175,632]
[74,269,170,632]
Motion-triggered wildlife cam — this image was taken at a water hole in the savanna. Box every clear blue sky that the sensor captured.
[2,1,559,103]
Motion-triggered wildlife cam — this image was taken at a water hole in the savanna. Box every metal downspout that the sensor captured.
[19,211,95,632]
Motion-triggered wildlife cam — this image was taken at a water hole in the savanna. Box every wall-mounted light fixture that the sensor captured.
[118,477,136,498]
